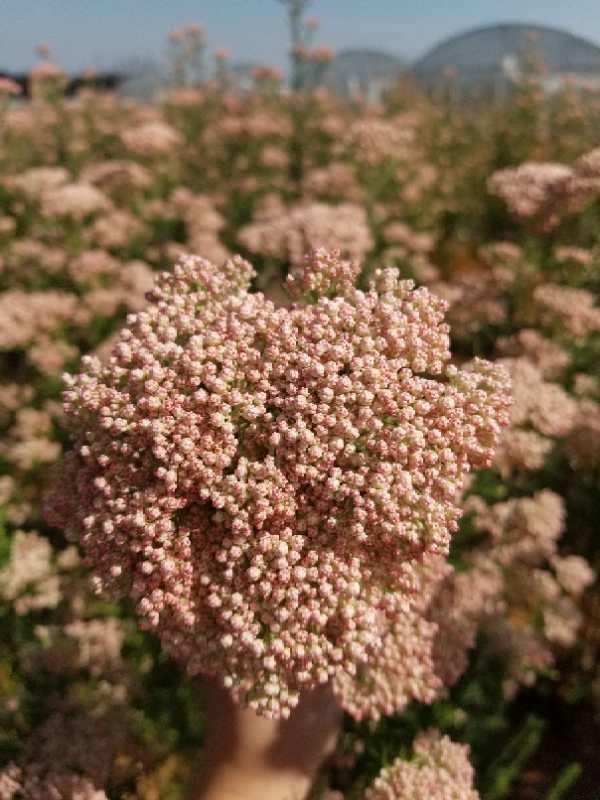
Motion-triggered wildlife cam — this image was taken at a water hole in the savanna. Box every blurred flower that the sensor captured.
[40,183,110,220]
[238,201,373,266]
[0,77,22,97]
[533,283,600,339]
[121,121,182,158]
[0,531,60,614]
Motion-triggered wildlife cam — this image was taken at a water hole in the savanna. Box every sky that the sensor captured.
[2,0,600,74]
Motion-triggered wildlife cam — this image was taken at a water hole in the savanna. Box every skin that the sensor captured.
[192,680,343,800]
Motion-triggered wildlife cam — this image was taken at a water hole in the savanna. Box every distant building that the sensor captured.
[412,23,600,96]
[7,22,600,103]
[0,69,124,99]
[320,49,405,100]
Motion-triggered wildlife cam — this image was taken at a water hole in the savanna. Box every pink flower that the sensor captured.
[44,250,510,719]
[238,202,373,267]
[364,730,479,800]
[121,121,182,158]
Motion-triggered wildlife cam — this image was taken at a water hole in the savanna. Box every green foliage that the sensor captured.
[481,715,545,799]
[546,763,582,800]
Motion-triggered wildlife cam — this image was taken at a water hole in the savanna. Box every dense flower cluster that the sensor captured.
[331,550,502,720]
[493,357,577,475]
[0,290,88,350]
[121,120,183,158]
[238,201,373,267]
[532,283,600,339]
[39,182,110,220]
[465,490,594,690]
[344,116,418,166]
[566,398,600,470]
[499,357,576,437]
[363,730,479,800]
[488,162,574,229]
[7,166,70,198]
[0,530,61,614]
[44,248,510,718]
[331,554,448,721]
[488,147,600,230]
[302,162,362,201]
[495,329,570,379]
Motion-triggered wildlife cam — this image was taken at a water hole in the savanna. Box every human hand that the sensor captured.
[192,679,343,800]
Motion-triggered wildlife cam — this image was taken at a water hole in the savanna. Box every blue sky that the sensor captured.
[2,1,600,73]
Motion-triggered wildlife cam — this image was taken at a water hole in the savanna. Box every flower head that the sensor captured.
[44,250,510,719]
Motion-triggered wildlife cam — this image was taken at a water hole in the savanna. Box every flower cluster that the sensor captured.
[488,146,600,230]
[303,162,362,202]
[465,490,594,691]
[238,201,373,267]
[0,530,61,615]
[566,398,600,470]
[331,550,502,721]
[40,182,110,220]
[121,121,182,158]
[363,730,479,800]
[344,117,418,166]
[488,162,574,229]
[493,357,577,476]
[495,329,569,379]
[44,249,510,718]
[0,290,88,351]
[532,283,600,339]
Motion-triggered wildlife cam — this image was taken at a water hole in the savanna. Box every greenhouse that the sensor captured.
[413,23,600,94]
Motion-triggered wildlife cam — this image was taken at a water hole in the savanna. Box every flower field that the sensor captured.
[0,20,599,800]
